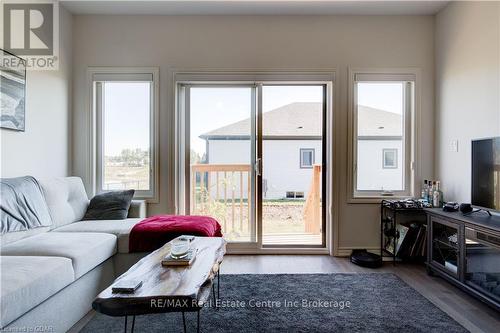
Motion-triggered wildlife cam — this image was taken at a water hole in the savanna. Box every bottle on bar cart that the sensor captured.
[429,181,435,205]
[433,181,443,208]
[421,180,429,202]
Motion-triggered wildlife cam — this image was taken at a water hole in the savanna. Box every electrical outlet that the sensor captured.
[450,140,458,152]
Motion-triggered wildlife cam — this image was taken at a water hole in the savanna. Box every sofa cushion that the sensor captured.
[0,232,116,278]
[1,176,53,234]
[83,190,135,220]
[0,227,50,249]
[0,256,74,328]
[128,200,147,218]
[37,177,89,229]
[53,218,142,254]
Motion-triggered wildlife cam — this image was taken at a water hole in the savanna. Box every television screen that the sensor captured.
[472,137,500,210]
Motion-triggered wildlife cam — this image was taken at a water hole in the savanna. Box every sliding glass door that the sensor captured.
[179,80,328,250]
[260,85,325,246]
[187,86,256,243]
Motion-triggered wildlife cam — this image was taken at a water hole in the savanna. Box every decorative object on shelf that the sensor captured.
[382,199,431,210]
[162,248,198,266]
[421,179,444,208]
[1,49,26,131]
[443,202,459,212]
[459,203,473,214]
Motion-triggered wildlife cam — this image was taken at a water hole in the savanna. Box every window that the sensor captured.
[300,148,315,168]
[92,69,158,199]
[383,149,398,169]
[351,71,415,198]
[285,191,305,199]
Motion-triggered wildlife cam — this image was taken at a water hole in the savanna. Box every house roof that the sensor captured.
[358,106,403,137]
[200,102,402,139]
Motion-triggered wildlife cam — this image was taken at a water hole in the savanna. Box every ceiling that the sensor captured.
[60,1,449,16]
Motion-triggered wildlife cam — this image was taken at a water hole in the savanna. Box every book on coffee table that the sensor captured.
[112,280,143,293]
[161,248,198,266]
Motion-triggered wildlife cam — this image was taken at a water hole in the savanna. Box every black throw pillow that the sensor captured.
[83,190,135,220]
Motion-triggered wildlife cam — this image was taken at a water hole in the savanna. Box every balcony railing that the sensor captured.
[191,163,322,241]
[303,164,322,234]
[191,164,252,239]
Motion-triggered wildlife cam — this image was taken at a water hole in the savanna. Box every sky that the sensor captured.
[102,82,403,157]
[104,82,150,156]
[357,82,404,115]
[190,86,324,154]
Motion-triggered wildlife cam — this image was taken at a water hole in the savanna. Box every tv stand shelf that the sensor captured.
[425,209,500,312]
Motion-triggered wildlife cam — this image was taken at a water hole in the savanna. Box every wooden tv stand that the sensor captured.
[425,208,500,312]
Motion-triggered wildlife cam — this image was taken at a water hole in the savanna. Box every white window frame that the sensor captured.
[348,68,418,201]
[382,148,398,169]
[88,67,159,202]
[300,148,315,169]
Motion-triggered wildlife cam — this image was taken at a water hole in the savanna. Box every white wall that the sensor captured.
[264,140,322,199]
[357,140,403,191]
[71,14,435,253]
[208,139,322,199]
[435,2,500,203]
[0,7,73,178]
[208,140,251,164]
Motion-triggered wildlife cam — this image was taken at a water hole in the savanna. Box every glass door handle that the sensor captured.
[255,158,262,176]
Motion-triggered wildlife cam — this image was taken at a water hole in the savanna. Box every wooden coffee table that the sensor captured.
[92,237,226,333]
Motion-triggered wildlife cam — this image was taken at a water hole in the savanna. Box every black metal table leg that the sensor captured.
[131,315,135,333]
[217,271,220,299]
[182,312,187,333]
[212,284,216,308]
[124,316,128,333]
[393,210,397,266]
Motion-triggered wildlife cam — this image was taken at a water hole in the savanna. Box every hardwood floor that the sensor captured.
[71,255,500,333]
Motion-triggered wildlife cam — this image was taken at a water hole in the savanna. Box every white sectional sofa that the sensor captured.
[0,177,148,332]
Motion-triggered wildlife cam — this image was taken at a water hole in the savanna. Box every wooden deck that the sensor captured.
[262,233,322,245]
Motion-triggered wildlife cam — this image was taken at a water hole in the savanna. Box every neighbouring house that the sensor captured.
[199,102,403,199]
[356,105,404,192]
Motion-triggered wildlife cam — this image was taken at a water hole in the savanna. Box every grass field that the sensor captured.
[104,165,149,190]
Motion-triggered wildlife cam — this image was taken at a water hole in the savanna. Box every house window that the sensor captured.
[383,149,398,169]
[91,69,158,199]
[300,148,315,168]
[351,71,415,198]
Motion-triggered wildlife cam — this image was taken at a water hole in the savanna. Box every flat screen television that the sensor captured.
[472,137,500,211]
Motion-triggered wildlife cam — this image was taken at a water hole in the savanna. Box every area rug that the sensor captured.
[82,273,467,332]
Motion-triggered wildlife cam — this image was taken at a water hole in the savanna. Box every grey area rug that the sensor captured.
[82,274,467,333]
